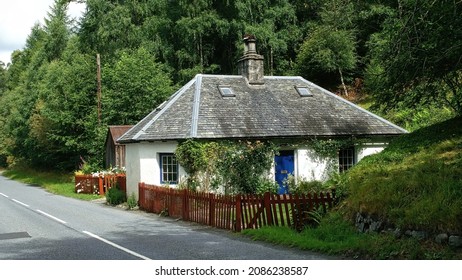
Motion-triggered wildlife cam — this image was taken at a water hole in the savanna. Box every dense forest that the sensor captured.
[0,0,461,171]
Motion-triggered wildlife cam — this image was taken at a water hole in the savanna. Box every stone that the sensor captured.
[411,231,428,240]
[357,222,366,233]
[356,213,363,224]
[369,221,382,232]
[435,233,449,244]
[393,228,403,238]
[448,236,462,248]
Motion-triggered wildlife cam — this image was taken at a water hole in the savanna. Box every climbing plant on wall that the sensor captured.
[175,139,277,194]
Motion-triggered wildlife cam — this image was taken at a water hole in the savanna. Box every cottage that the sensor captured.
[118,36,406,198]
[104,125,133,169]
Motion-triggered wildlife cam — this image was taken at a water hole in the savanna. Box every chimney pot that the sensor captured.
[238,34,264,85]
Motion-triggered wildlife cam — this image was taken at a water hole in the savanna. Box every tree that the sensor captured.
[295,26,357,94]
[43,0,71,61]
[31,37,103,169]
[235,0,302,75]
[294,0,358,94]
[365,0,462,113]
[102,47,174,125]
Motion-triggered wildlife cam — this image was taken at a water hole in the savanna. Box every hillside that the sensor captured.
[344,116,462,234]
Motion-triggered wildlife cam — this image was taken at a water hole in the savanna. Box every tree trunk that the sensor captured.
[338,67,348,96]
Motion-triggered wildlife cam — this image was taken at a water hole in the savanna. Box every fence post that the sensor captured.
[182,189,189,221]
[209,193,215,227]
[235,195,242,232]
[98,176,104,195]
[138,182,145,210]
[264,192,273,226]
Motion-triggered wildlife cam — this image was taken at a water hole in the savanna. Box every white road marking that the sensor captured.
[0,192,8,198]
[12,199,29,207]
[36,209,67,224]
[82,231,151,260]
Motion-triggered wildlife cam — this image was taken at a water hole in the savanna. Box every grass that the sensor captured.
[344,116,462,233]
[243,213,462,260]
[1,167,101,201]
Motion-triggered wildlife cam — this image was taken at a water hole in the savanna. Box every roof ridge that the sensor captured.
[190,74,202,137]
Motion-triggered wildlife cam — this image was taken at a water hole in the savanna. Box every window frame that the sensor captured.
[159,153,179,184]
[218,85,235,97]
[295,86,314,97]
[338,146,355,173]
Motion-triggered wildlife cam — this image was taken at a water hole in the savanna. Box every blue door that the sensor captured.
[275,150,294,194]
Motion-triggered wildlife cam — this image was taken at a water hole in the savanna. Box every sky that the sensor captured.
[0,0,85,65]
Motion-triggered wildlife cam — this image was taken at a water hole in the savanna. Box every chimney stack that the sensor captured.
[238,34,264,85]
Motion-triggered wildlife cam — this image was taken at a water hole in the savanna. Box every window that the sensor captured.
[338,147,355,173]
[295,86,313,97]
[160,153,178,184]
[218,86,235,97]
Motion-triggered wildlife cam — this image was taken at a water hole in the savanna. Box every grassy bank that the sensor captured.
[243,213,462,259]
[345,116,462,233]
[1,167,100,201]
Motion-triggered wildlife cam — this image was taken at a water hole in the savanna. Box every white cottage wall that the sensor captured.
[125,141,186,199]
[125,143,141,199]
[356,143,388,162]
[126,140,390,199]
[296,148,333,182]
[294,141,388,183]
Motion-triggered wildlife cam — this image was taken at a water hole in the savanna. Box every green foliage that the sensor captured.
[176,139,277,194]
[294,0,357,90]
[175,139,221,192]
[216,140,277,194]
[106,185,126,206]
[344,116,462,233]
[295,26,357,89]
[308,138,359,158]
[243,212,462,259]
[365,0,462,113]
[324,171,350,201]
[175,139,208,175]
[103,47,174,125]
[78,160,101,175]
[376,103,456,132]
[255,178,279,195]
[283,174,327,195]
[127,192,138,209]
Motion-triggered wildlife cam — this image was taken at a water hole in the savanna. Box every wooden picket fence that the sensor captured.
[138,182,336,232]
[75,174,126,195]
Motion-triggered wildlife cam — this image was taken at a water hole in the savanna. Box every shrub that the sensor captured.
[106,185,126,205]
[284,174,330,195]
[126,192,138,209]
[255,178,279,195]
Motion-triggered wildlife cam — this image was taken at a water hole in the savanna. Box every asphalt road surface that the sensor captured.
[0,174,332,260]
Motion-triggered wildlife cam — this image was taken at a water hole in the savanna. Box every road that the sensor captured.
[0,174,332,260]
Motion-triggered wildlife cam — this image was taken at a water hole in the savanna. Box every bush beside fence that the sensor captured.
[138,182,336,232]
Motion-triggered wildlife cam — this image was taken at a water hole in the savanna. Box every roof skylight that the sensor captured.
[295,86,313,97]
[218,86,235,97]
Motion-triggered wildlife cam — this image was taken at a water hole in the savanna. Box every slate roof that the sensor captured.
[117,74,406,143]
